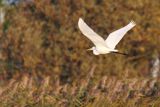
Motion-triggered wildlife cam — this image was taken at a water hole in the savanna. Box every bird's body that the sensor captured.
[90,46,118,55]
[78,18,136,55]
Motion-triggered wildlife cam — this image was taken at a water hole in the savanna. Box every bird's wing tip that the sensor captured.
[78,18,83,23]
[78,18,82,24]
[130,20,136,26]
[78,18,85,28]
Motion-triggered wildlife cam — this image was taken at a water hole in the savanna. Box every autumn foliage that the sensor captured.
[0,0,160,106]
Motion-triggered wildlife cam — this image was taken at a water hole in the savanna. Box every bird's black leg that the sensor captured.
[112,52,129,56]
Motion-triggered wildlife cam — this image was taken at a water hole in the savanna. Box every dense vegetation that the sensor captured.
[0,0,160,106]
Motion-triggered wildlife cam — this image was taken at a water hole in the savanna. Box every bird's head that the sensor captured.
[87,47,99,55]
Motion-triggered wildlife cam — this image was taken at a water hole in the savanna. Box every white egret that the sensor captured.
[78,18,136,55]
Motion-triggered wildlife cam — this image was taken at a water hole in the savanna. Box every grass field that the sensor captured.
[0,71,160,107]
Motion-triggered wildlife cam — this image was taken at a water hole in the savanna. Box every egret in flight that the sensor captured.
[78,18,136,55]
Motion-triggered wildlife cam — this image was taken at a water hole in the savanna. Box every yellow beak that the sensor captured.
[87,48,93,51]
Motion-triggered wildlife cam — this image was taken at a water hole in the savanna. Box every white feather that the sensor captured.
[105,21,136,49]
[78,18,136,55]
[78,18,106,47]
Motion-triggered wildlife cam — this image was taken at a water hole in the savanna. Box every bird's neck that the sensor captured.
[93,48,99,55]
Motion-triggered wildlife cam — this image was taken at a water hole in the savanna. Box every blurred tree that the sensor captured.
[0,0,160,82]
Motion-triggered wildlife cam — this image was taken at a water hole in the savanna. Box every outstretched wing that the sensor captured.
[105,21,136,49]
[78,18,106,47]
